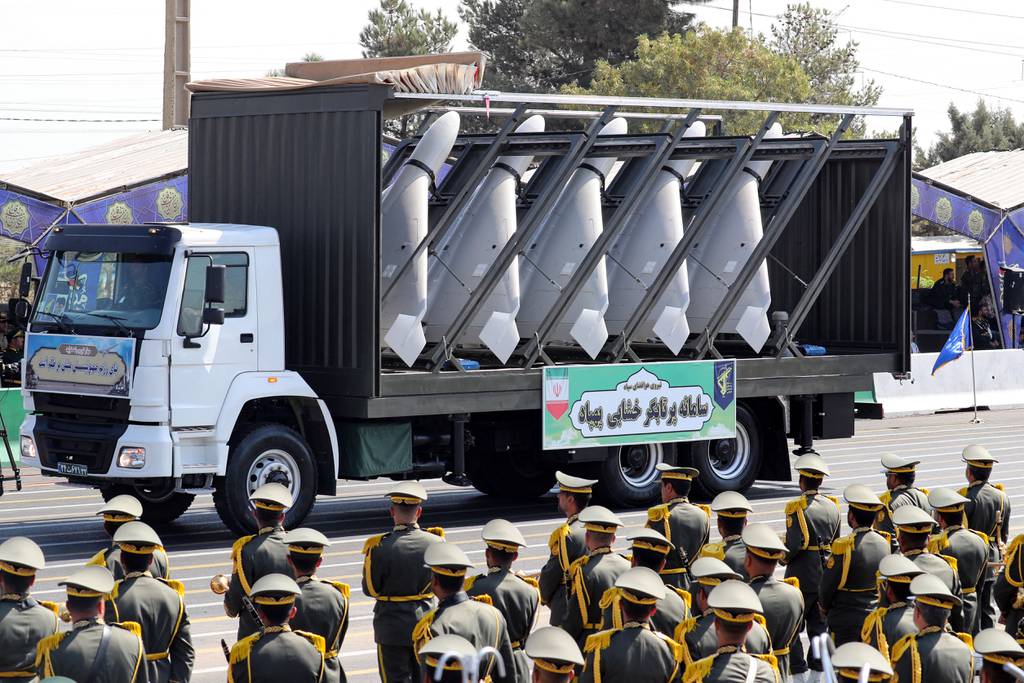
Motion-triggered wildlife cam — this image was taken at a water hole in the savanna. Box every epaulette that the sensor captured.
[954,632,973,648]
[655,631,687,662]
[890,633,916,662]
[783,576,800,590]
[995,483,1006,492]
[294,629,327,654]
[753,613,768,629]
[648,504,670,523]
[826,495,840,507]
[110,580,122,599]
[876,530,892,543]
[34,632,66,668]
[86,549,107,567]
[231,535,254,562]
[471,594,493,606]
[362,533,385,555]
[38,600,60,617]
[158,578,186,597]
[831,535,853,556]
[752,653,779,673]
[327,580,351,599]
[919,487,930,495]
[411,610,437,652]
[464,574,480,592]
[114,621,142,638]
[971,529,990,545]
[697,503,711,518]
[229,633,261,665]
[673,586,692,611]
[879,491,892,505]
[583,629,615,653]
[927,533,949,554]
[569,555,590,574]
[700,542,725,560]
[683,653,716,683]
[425,526,445,538]
[518,574,540,590]
[785,498,807,515]
[958,486,968,496]
[674,616,698,642]
[1005,535,1024,587]
[939,554,959,572]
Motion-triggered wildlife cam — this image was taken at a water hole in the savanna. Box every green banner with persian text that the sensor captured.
[542,360,737,450]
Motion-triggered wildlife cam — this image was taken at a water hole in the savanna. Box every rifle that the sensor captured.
[221,639,231,662]
[242,595,266,635]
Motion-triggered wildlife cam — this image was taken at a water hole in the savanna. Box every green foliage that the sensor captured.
[264,52,327,78]
[916,99,1024,169]
[360,0,458,58]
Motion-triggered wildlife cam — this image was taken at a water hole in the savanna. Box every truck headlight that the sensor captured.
[20,436,36,461]
[118,447,146,469]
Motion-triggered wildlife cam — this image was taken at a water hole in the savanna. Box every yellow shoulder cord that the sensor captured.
[232,536,254,596]
[362,541,379,599]
[328,584,350,655]
[571,562,595,629]
[837,540,853,590]
[598,588,623,629]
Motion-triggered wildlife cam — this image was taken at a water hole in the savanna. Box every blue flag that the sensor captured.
[932,307,973,375]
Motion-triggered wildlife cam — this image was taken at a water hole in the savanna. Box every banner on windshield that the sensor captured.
[24,334,134,398]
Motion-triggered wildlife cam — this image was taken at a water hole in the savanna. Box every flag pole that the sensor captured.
[969,294,982,424]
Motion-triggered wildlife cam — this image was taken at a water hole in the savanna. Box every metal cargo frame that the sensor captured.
[188,86,912,420]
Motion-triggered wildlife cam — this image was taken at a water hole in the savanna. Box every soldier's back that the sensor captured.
[652,502,709,569]
[650,586,690,636]
[686,649,779,683]
[293,578,349,649]
[892,630,972,683]
[581,626,681,683]
[364,525,443,645]
[909,552,960,595]
[0,598,58,674]
[104,546,170,581]
[539,520,586,626]
[230,529,290,637]
[425,597,511,680]
[40,621,145,683]
[466,569,538,644]
[230,629,325,683]
[784,492,840,588]
[963,482,1007,538]
[681,614,771,663]
[108,576,182,652]
[750,576,803,666]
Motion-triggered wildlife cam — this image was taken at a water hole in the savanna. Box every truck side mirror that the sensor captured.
[205,264,226,304]
[203,307,225,326]
[17,262,32,299]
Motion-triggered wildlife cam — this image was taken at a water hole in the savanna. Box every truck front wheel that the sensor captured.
[213,424,317,536]
[596,443,665,507]
[691,403,762,496]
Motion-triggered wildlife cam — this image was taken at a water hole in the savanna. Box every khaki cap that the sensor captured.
[707,579,764,622]
[419,633,476,672]
[286,527,331,556]
[113,521,163,554]
[578,505,623,533]
[844,484,884,511]
[690,556,742,586]
[627,528,674,555]
[250,573,301,607]
[97,494,142,522]
[60,565,115,599]
[249,483,293,512]
[481,519,527,552]
[526,626,585,672]
[880,453,920,473]
[794,454,830,477]
[742,523,787,561]
[555,471,598,494]
[655,463,699,481]
[424,543,473,578]
[911,572,960,608]
[878,554,925,583]
[385,481,428,505]
[614,566,667,603]
[963,444,997,467]
[974,628,1024,664]
[0,537,46,574]
[831,642,893,679]
[892,505,935,534]
[928,488,970,512]
[711,491,752,517]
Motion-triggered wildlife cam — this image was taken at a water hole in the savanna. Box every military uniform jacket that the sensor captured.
[962,481,1011,563]
[647,498,711,586]
[90,543,170,582]
[675,612,772,665]
[228,625,325,683]
[683,646,780,683]
[904,550,962,600]
[783,491,841,593]
[106,573,193,683]
[699,536,748,579]
[599,582,691,637]
[749,574,804,671]
[994,534,1024,638]
[412,592,515,683]
[580,623,684,683]
[861,601,916,660]
[361,522,443,646]
[890,627,973,683]
[819,527,890,613]
[466,568,539,683]
[226,525,291,639]
[538,514,587,627]
[291,576,350,683]
[876,485,931,543]
[36,618,148,683]
[0,593,59,676]
[563,548,631,644]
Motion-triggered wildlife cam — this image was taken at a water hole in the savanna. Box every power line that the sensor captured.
[880,0,1024,20]
[862,67,1024,106]
[0,116,160,123]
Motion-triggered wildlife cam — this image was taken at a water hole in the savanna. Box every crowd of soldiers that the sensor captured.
[2,442,1024,682]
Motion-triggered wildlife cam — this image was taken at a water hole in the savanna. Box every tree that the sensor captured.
[360,0,457,58]
[265,52,326,78]
[917,99,1024,169]
[565,29,814,134]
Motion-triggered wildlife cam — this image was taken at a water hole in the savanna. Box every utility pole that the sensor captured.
[732,0,740,28]
[162,0,190,129]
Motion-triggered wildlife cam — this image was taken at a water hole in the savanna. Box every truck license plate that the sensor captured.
[57,462,88,477]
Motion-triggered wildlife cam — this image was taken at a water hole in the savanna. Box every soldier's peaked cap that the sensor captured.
[525,626,585,670]
[910,572,961,608]
[655,463,699,481]
[928,488,970,512]
[385,481,428,504]
[249,483,293,511]
[250,573,301,605]
[794,454,830,477]
[880,453,920,473]
[419,633,476,670]
[742,523,787,560]
[578,505,623,533]
[481,518,527,550]
[711,491,752,515]
[0,536,45,572]
[843,484,884,511]
[707,580,764,621]
[286,527,331,549]
[555,471,598,494]
[627,528,674,552]
[614,566,667,602]
[963,444,998,466]
[424,543,474,576]
[690,556,742,584]
[974,628,1024,663]
[878,554,925,581]
[97,494,142,521]
[60,565,114,598]
[831,643,893,680]
[112,521,163,552]
[891,505,935,532]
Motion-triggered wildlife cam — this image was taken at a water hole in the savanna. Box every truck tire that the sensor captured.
[691,403,762,496]
[101,484,195,526]
[467,452,555,499]
[595,443,666,507]
[213,424,317,536]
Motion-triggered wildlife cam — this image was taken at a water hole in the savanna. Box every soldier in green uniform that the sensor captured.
[35,565,148,683]
[286,528,349,683]
[890,574,973,683]
[782,454,841,679]
[928,488,989,635]
[580,567,684,683]
[89,495,170,580]
[861,554,924,660]
[599,528,690,637]
[105,522,193,683]
[227,574,326,683]
[892,505,964,629]
[820,484,890,646]
[960,444,1011,631]
[646,465,710,590]
[995,533,1024,643]
[416,633,479,683]
[563,506,631,646]
[875,454,931,551]
[974,629,1024,683]
[412,543,514,683]
[465,519,539,683]
[742,523,804,678]
[362,482,445,683]
[0,537,60,677]
[831,643,893,683]
[675,557,771,665]
[223,483,294,640]
[699,492,752,579]
[539,472,597,628]
[683,580,781,683]
[525,626,584,682]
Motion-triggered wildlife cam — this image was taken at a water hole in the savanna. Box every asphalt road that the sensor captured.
[4,408,1023,681]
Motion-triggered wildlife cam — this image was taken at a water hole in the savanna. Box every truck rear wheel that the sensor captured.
[101,484,195,526]
[595,443,665,507]
[467,452,555,499]
[691,403,762,496]
[213,424,317,536]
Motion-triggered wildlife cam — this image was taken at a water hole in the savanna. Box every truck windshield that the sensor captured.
[33,251,173,332]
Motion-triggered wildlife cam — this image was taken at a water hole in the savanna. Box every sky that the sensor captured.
[3,0,1024,173]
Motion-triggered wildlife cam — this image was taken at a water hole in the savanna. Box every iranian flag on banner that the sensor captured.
[545,368,570,420]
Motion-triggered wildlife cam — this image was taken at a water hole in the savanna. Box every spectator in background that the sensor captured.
[1,331,23,387]
[960,256,991,308]
[929,268,962,313]
[972,303,1001,350]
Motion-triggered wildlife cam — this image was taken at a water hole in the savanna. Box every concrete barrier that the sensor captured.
[870,349,1024,417]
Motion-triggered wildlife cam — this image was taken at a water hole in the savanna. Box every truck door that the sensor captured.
[170,251,256,426]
